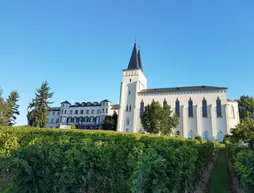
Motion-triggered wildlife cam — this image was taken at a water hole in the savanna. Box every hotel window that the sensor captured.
[91,110,95,114]
[64,110,67,114]
[75,110,78,114]
[140,100,144,117]
[188,98,193,117]
[53,112,55,115]
[106,109,108,113]
[202,98,208,117]
[86,110,89,114]
[80,110,84,114]
[51,118,54,123]
[70,110,73,114]
[216,97,222,117]
[97,109,100,114]
[175,99,180,117]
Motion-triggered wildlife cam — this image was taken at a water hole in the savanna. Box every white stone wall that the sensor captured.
[45,110,60,128]
[117,69,147,133]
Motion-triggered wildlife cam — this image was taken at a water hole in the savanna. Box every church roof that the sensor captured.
[139,86,228,94]
[127,43,143,71]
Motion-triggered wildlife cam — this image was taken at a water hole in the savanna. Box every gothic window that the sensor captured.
[216,97,222,117]
[188,98,193,117]
[202,98,208,117]
[218,131,224,142]
[231,105,235,119]
[175,99,180,117]
[203,131,209,140]
[188,131,194,139]
[125,118,129,126]
[163,99,167,108]
[140,100,144,117]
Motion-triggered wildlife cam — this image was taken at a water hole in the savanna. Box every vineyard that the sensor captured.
[0,126,217,193]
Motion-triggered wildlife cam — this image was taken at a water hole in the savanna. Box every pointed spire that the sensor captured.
[127,42,139,70]
[137,48,143,71]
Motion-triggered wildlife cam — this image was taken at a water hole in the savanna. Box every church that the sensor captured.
[117,43,239,141]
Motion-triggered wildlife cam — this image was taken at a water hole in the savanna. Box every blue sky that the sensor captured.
[0,0,253,125]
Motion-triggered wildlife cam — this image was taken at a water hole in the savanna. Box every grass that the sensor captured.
[209,147,230,193]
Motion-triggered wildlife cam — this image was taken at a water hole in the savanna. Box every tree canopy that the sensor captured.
[141,100,178,135]
[6,90,20,126]
[27,81,54,128]
[101,111,118,131]
[238,95,254,122]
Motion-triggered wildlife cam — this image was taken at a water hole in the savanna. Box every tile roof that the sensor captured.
[139,86,228,94]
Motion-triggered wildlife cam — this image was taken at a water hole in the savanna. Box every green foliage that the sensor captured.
[27,81,54,128]
[101,111,118,131]
[238,95,254,122]
[69,123,76,129]
[227,144,254,193]
[0,89,9,126]
[0,126,214,193]
[230,118,254,143]
[6,91,20,126]
[195,135,202,141]
[141,100,178,135]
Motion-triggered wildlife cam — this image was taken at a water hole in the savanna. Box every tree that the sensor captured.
[6,90,20,126]
[0,89,8,126]
[238,95,254,122]
[70,123,76,129]
[230,118,254,143]
[27,81,54,128]
[141,100,178,135]
[101,112,118,131]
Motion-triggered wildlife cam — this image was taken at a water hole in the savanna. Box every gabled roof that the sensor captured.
[61,100,71,104]
[127,42,143,71]
[139,86,228,94]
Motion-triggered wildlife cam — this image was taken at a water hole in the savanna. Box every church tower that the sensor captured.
[117,43,147,132]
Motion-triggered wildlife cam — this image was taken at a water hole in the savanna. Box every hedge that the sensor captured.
[0,126,215,193]
[227,143,254,193]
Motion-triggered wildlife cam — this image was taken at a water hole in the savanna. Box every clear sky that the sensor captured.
[0,0,253,125]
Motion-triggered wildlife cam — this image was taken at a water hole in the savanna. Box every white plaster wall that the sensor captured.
[117,69,147,133]
[136,89,229,141]
[227,101,240,130]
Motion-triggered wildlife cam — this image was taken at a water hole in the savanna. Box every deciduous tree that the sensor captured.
[0,89,8,126]
[141,100,178,135]
[238,95,254,121]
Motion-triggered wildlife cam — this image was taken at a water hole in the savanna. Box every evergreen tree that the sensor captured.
[238,95,254,122]
[141,100,178,135]
[27,81,54,128]
[6,90,20,126]
[0,88,8,126]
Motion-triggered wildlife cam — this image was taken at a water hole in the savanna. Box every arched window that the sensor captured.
[231,105,235,119]
[176,131,180,136]
[203,131,209,140]
[125,118,129,126]
[163,99,167,108]
[188,98,193,117]
[218,131,224,142]
[140,100,144,117]
[216,97,222,117]
[188,131,194,139]
[175,99,180,117]
[202,98,208,117]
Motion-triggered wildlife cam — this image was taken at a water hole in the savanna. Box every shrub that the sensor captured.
[0,126,215,193]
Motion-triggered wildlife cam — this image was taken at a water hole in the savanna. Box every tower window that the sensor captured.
[175,99,180,117]
[130,79,131,82]
[202,98,208,117]
[188,98,193,117]
[128,91,131,95]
